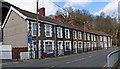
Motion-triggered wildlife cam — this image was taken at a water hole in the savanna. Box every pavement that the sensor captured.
[1,47,118,69]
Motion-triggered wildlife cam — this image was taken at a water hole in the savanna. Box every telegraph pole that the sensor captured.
[36,0,39,59]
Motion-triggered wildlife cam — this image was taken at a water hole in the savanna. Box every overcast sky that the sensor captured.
[4,0,119,18]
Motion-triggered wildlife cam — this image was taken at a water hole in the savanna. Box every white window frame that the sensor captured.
[73,41,77,49]
[87,33,90,40]
[108,37,110,41]
[65,29,70,39]
[31,22,40,36]
[104,36,107,42]
[65,41,71,51]
[73,30,77,39]
[78,31,82,40]
[44,40,54,54]
[57,27,63,38]
[94,35,96,41]
[44,24,52,37]
[78,41,83,48]
[100,36,103,41]
[91,35,93,41]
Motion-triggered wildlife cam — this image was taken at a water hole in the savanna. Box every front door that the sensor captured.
[58,41,64,56]
[73,42,77,54]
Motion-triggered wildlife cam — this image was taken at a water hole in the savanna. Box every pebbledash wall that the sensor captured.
[2,5,112,59]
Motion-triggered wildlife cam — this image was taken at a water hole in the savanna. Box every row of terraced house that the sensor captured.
[1,2,112,59]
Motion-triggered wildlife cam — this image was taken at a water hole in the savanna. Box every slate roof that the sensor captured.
[3,1,111,37]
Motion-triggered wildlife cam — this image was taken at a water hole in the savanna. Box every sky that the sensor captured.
[4,0,119,18]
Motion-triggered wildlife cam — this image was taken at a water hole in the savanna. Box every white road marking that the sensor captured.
[66,58,85,64]
[13,62,19,64]
[88,56,92,58]
[51,66,55,67]
[66,62,71,63]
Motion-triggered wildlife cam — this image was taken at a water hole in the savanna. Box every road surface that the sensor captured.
[2,47,118,69]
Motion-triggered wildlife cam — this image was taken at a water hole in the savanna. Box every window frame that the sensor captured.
[57,27,63,38]
[65,29,70,39]
[31,22,40,36]
[45,24,52,37]
[44,40,54,54]
[65,41,71,51]
[78,31,82,40]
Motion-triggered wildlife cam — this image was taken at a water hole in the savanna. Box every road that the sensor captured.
[2,47,119,69]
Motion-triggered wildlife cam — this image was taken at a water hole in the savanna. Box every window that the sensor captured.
[84,33,86,40]
[31,22,40,36]
[57,27,62,38]
[73,30,77,39]
[100,36,102,41]
[87,43,90,48]
[87,34,90,40]
[94,35,96,41]
[65,29,70,39]
[65,41,71,51]
[32,23,36,36]
[79,42,81,48]
[45,42,53,53]
[108,37,110,41]
[73,41,77,49]
[78,31,82,39]
[91,35,94,41]
[104,37,107,41]
[78,42,82,51]
[45,24,52,37]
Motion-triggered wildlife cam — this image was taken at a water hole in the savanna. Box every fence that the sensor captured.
[107,49,120,69]
[20,50,64,60]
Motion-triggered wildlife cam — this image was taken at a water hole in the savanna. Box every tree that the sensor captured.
[55,8,120,46]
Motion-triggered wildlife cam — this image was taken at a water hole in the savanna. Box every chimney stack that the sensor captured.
[38,7,45,16]
[55,15,64,22]
[68,19,76,26]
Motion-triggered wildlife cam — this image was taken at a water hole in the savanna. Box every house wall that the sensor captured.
[3,11,28,48]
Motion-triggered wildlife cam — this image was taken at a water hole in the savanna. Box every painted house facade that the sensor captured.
[2,6,112,59]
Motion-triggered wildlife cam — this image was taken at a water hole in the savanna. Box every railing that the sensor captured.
[107,49,120,69]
